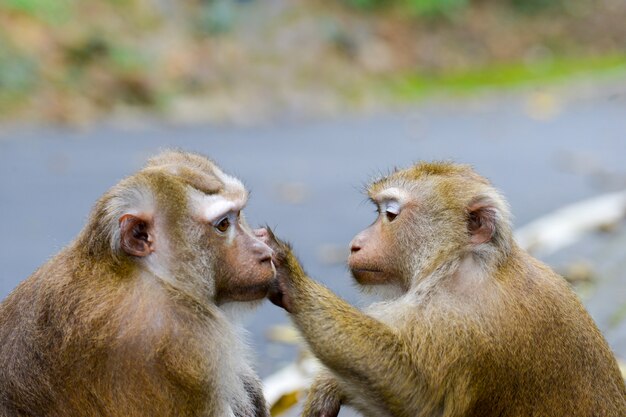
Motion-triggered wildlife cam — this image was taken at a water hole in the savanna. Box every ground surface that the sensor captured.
[1,80,625,416]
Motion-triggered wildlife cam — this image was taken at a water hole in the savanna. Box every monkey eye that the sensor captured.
[215,217,231,233]
[385,201,400,222]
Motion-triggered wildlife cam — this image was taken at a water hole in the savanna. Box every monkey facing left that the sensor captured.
[0,150,273,417]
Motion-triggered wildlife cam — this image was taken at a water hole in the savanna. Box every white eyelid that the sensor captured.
[214,214,230,226]
[384,200,401,215]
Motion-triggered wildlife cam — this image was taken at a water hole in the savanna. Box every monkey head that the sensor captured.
[349,162,512,293]
[92,150,275,306]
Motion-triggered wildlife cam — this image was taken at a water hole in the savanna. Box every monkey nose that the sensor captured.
[350,239,362,253]
[254,243,273,264]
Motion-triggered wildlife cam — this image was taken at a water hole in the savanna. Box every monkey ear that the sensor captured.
[467,199,497,245]
[119,214,154,257]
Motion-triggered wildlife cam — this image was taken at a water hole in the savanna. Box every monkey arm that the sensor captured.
[302,370,343,417]
[268,239,419,415]
[291,278,417,415]
[242,377,270,417]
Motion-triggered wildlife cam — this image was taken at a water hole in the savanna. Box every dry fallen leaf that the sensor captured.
[270,391,300,416]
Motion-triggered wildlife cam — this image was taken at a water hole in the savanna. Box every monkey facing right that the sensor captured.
[266,162,626,417]
[0,150,274,417]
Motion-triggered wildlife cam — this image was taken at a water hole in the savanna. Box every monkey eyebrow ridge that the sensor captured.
[199,194,247,224]
[372,187,408,205]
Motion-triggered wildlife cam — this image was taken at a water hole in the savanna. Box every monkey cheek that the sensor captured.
[216,261,275,303]
[243,266,275,300]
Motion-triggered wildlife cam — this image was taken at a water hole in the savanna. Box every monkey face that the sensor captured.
[348,193,408,291]
[348,163,511,295]
[211,218,275,304]
[173,164,276,305]
[190,189,274,305]
[116,152,275,306]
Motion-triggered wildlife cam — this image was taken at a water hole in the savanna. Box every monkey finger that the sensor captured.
[253,227,270,242]
[263,226,290,252]
[267,278,294,313]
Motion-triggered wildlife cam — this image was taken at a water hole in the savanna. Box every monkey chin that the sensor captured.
[216,281,272,306]
[350,268,387,286]
[350,268,407,301]
[236,282,272,301]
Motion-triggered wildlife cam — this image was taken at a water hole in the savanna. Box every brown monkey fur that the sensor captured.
[266,162,626,417]
[0,151,273,417]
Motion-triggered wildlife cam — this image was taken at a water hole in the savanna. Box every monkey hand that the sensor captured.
[259,227,306,314]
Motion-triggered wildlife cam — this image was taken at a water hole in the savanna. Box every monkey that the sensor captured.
[265,162,626,417]
[0,150,273,417]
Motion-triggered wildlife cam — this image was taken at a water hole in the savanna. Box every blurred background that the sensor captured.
[1,0,625,415]
[1,0,625,124]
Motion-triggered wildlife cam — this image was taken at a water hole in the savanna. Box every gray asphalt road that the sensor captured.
[1,84,625,413]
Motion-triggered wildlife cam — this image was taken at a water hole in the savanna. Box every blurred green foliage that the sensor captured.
[196,0,237,35]
[345,0,466,16]
[0,34,37,110]
[389,55,626,98]
[345,0,563,16]
[407,0,468,17]
[2,0,74,23]
[0,0,164,119]
[509,0,564,13]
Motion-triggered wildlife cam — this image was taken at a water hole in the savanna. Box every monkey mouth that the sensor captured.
[350,267,383,281]
[347,256,381,274]
[352,268,383,273]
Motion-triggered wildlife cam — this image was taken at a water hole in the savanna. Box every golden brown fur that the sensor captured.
[266,162,626,417]
[0,150,271,417]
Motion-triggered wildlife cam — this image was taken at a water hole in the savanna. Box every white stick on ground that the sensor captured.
[515,190,626,257]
